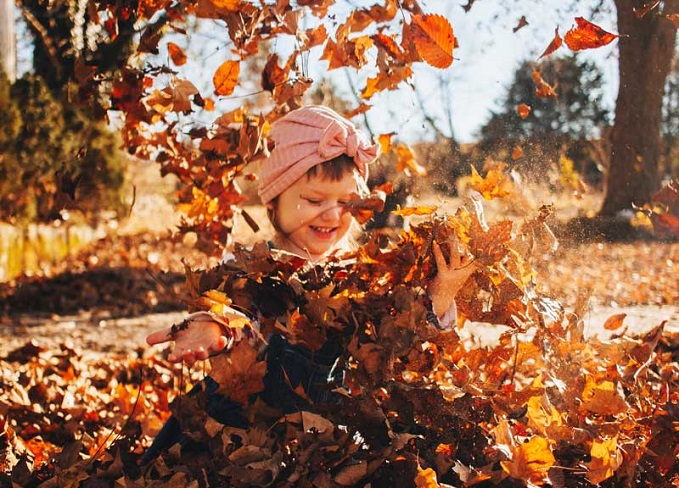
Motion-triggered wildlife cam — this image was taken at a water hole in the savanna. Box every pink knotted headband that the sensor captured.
[257,105,381,204]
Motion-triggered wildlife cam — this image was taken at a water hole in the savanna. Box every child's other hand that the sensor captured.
[146,311,239,366]
[428,237,479,318]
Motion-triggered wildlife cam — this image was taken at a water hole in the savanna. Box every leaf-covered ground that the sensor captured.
[0,221,677,487]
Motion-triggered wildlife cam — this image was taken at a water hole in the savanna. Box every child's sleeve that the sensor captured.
[436,300,458,330]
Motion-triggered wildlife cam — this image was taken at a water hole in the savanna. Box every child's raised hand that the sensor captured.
[428,236,479,319]
[146,311,242,366]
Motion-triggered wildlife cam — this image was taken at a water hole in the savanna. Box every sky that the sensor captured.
[14,0,621,144]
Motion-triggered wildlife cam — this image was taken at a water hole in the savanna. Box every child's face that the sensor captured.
[272,169,359,260]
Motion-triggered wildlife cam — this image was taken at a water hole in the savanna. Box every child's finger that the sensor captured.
[146,327,173,346]
[432,242,447,269]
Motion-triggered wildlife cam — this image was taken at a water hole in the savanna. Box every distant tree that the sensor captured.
[0,73,127,223]
[477,55,611,183]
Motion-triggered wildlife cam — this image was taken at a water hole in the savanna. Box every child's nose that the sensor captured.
[321,205,343,221]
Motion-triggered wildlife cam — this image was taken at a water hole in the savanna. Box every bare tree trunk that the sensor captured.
[600,0,678,216]
[0,0,16,81]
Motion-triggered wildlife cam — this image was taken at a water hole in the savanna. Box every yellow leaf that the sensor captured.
[469,163,513,200]
[580,377,628,415]
[526,395,563,436]
[210,0,239,10]
[501,436,555,485]
[586,436,622,485]
[415,466,440,487]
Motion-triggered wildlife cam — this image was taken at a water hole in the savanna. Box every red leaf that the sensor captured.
[410,14,455,69]
[539,27,563,59]
[564,17,618,51]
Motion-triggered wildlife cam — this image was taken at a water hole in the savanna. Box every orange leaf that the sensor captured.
[415,466,440,487]
[373,32,405,61]
[210,0,239,10]
[532,69,557,98]
[516,103,531,119]
[602,313,626,330]
[580,377,628,415]
[213,60,240,96]
[511,146,523,160]
[362,65,412,98]
[393,205,437,217]
[564,17,618,51]
[512,15,528,33]
[396,143,427,176]
[469,163,512,200]
[377,133,394,154]
[167,42,187,66]
[539,27,562,59]
[210,341,266,404]
[410,14,455,69]
[302,24,328,50]
[343,103,371,119]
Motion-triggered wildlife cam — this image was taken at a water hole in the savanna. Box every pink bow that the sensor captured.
[317,123,380,176]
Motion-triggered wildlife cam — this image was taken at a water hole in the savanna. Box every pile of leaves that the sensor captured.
[1,203,677,487]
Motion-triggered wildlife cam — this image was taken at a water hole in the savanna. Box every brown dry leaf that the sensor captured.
[564,17,619,51]
[469,164,513,200]
[586,436,622,485]
[167,42,187,66]
[261,53,290,92]
[396,143,427,176]
[334,461,368,486]
[539,27,563,59]
[210,341,266,404]
[602,313,626,331]
[213,60,240,96]
[634,0,660,18]
[409,14,455,69]
[517,103,531,119]
[343,103,371,119]
[501,436,555,485]
[362,65,412,98]
[532,69,557,98]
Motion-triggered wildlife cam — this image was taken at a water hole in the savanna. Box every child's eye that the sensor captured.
[303,197,322,205]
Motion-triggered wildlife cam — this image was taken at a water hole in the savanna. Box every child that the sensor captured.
[141,105,476,464]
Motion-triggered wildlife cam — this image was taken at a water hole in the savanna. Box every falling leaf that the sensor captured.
[362,65,412,98]
[513,16,528,33]
[532,69,557,98]
[343,103,371,119]
[210,341,266,404]
[512,146,523,161]
[261,54,290,92]
[539,27,563,59]
[634,1,660,18]
[603,313,626,330]
[586,436,622,485]
[393,205,438,217]
[167,42,187,66]
[409,14,455,69]
[469,164,513,200]
[396,143,427,176]
[213,60,240,96]
[564,17,619,51]
[516,103,531,119]
[377,133,395,154]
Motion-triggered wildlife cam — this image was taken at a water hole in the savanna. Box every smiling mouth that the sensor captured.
[310,225,337,236]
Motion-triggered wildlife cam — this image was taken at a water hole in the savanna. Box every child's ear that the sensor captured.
[265,202,274,210]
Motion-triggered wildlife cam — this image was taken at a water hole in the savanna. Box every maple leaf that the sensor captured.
[580,377,628,415]
[500,436,556,485]
[564,17,619,51]
[586,436,622,485]
[301,24,328,50]
[517,103,531,119]
[362,65,412,98]
[415,465,440,487]
[393,205,437,217]
[210,341,266,404]
[213,60,240,96]
[167,42,187,66]
[409,14,455,69]
[539,27,563,59]
[532,69,557,98]
[469,163,513,200]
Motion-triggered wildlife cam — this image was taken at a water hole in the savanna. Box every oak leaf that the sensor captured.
[213,60,240,96]
[564,17,618,51]
[210,341,266,404]
[409,14,455,69]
